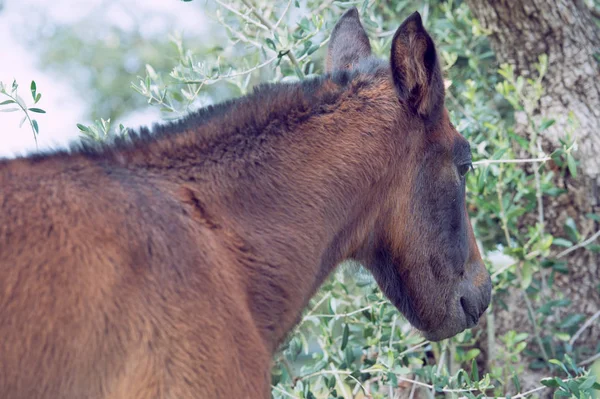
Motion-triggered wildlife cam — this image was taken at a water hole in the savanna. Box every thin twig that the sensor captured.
[509,385,548,399]
[282,44,303,77]
[271,384,300,398]
[239,0,273,28]
[436,341,448,377]
[296,368,345,382]
[292,291,332,332]
[239,0,304,77]
[280,356,296,381]
[578,351,600,366]
[569,310,600,346]
[389,316,398,398]
[473,157,552,167]
[533,140,549,296]
[491,260,519,279]
[395,376,478,394]
[181,55,279,85]
[396,376,437,390]
[397,341,429,357]
[555,230,600,259]
[303,292,331,319]
[214,0,269,30]
[296,37,331,62]
[433,341,448,396]
[331,364,351,399]
[533,141,545,232]
[307,301,387,319]
[0,89,39,148]
[492,229,600,279]
[504,375,598,399]
[375,29,396,37]
[216,15,266,49]
[315,0,338,14]
[408,375,418,399]
[295,367,480,394]
[273,0,293,30]
[345,373,368,397]
[486,309,495,372]
[389,315,397,349]
[496,173,512,246]
[521,288,550,361]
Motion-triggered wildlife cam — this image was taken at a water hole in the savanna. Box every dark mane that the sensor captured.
[7,58,386,164]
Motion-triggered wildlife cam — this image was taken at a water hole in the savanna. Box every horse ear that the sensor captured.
[326,7,372,73]
[390,11,444,124]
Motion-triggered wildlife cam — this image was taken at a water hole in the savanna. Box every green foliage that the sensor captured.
[0,79,46,147]
[76,118,129,145]
[541,357,600,399]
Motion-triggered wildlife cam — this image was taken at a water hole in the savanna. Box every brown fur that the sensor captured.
[0,9,491,398]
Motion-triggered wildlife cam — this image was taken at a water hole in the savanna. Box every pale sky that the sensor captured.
[0,0,208,158]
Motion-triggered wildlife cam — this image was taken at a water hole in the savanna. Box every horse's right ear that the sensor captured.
[390,12,444,124]
[326,7,372,73]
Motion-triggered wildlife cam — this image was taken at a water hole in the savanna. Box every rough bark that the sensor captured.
[464,0,600,391]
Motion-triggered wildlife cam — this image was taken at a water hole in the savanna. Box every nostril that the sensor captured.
[460,296,467,311]
[460,296,478,327]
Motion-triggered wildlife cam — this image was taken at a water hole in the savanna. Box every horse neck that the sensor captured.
[173,76,401,350]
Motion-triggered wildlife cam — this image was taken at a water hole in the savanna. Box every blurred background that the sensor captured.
[1,0,599,398]
[0,0,213,155]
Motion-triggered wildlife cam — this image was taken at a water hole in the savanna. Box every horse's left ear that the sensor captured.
[391,11,444,124]
[326,7,372,73]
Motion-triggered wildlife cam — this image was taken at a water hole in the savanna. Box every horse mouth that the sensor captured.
[420,318,468,342]
[419,296,484,341]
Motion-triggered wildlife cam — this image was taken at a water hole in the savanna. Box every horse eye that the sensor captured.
[458,163,471,177]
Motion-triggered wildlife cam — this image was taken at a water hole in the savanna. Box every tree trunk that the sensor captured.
[464,0,600,390]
